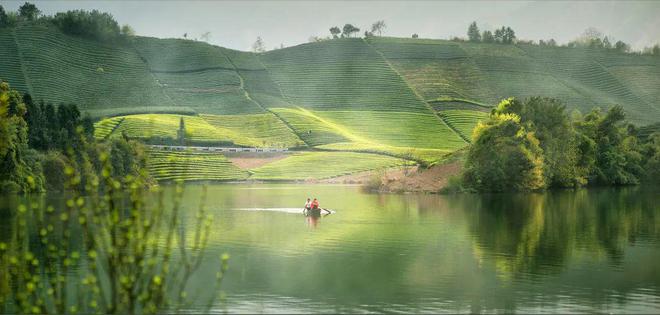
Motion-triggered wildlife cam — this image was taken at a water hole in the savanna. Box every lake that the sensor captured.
[1,184,659,313]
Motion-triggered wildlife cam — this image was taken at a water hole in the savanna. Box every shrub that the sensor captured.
[42,151,69,191]
[51,10,121,42]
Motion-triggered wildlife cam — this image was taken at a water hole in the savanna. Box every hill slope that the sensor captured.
[1,25,659,180]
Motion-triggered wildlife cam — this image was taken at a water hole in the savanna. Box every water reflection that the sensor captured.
[1,185,659,313]
[464,188,660,279]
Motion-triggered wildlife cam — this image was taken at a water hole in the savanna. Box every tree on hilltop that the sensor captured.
[121,24,135,37]
[614,40,630,53]
[19,2,40,21]
[200,31,211,42]
[412,33,419,38]
[371,20,386,36]
[503,27,516,44]
[342,24,360,38]
[252,36,266,53]
[0,5,8,27]
[482,30,494,43]
[329,26,341,39]
[468,21,481,42]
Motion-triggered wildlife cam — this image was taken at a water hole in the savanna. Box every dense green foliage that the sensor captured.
[463,110,545,191]
[0,160,228,314]
[0,82,43,193]
[463,97,660,192]
[0,80,152,193]
[50,10,122,42]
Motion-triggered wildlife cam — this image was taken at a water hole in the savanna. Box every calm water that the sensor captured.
[2,184,660,313]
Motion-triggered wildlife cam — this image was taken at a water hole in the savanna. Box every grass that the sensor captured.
[110,114,228,142]
[12,25,172,116]
[271,107,466,150]
[316,142,451,165]
[147,148,248,181]
[259,38,429,112]
[367,37,495,104]
[437,110,489,141]
[0,29,29,92]
[366,37,660,124]
[133,36,233,72]
[200,113,304,148]
[249,151,412,180]
[93,116,123,139]
[96,113,304,147]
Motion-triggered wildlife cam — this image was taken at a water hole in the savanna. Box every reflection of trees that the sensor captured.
[466,188,660,279]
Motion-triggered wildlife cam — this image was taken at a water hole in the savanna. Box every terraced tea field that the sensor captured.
[2,24,659,181]
[147,148,248,181]
[250,151,411,180]
[200,113,304,148]
[11,25,172,116]
[437,110,489,140]
[0,29,29,92]
[259,38,429,113]
[368,37,660,124]
[96,113,304,147]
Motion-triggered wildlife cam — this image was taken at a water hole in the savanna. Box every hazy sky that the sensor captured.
[4,1,660,51]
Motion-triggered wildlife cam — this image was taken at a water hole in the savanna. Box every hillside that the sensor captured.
[1,24,659,181]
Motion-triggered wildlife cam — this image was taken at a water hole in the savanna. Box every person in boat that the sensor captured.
[304,198,312,212]
[310,198,331,215]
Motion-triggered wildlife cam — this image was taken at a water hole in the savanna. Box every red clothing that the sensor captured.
[311,200,319,210]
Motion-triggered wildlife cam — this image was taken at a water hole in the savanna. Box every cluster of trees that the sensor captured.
[567,27,631,53]
[326,21,386,39]
[463,23,659,56]
[0,80,150,193]
[329,24,361,38]
[462,97,660,192]
[467,22,516,44]
[0,2,134,43]
[23,94,94,151]
[0,2,40,26]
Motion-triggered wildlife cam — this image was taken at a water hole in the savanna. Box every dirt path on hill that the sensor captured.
[226,153,289,169]
[319,160,463,193]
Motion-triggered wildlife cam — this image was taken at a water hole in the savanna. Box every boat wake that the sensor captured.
[233,208,335,214]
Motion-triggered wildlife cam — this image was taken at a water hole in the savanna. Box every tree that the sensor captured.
[602,36,612,49]
[482,30,494,43]
[547,38,557,47]
[463,101,546,192]
[614,40,630,53]
[329,26,341,39]
[503,26,516,44]
[494,28,504,43]
[370,20,386,36]
[177,117,186,145]
[412,33,419,39]
[342,24,360,38]
[18,2,40,21]
[121,24,135,37]
[51,10,121,42]
[653,44,660,56]
[200,31,211,42]
[252,36,266,53]
[467,21,481,42]
[0,5,8,27]
[0,81,43,193]
[494,97,589,187]
[575,106,643,185]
